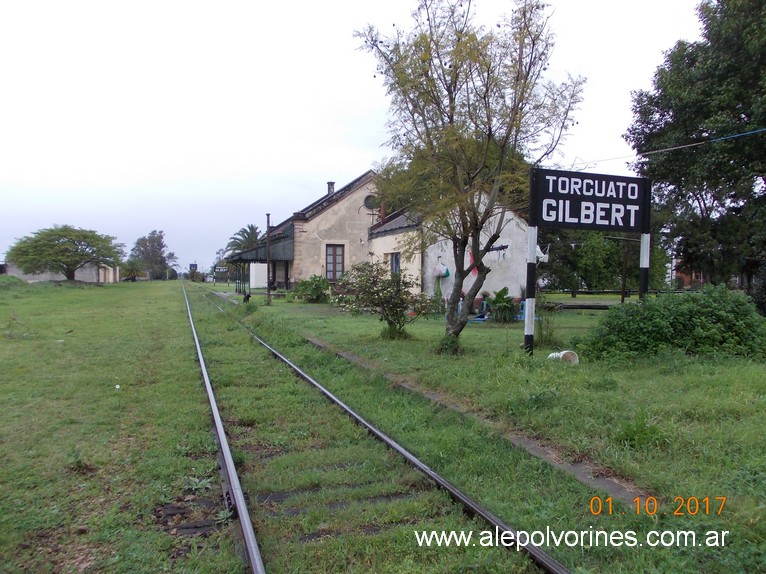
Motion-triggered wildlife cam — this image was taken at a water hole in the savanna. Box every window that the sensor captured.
[389,252,401,274]
[326,244,344,281]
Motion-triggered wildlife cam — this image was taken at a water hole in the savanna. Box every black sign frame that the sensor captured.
[530,168,651,233]
[523,167,652,354]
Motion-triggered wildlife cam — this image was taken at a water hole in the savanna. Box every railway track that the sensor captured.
[183,284,571,573]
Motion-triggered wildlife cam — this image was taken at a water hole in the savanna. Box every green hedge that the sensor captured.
[581,285,766,359]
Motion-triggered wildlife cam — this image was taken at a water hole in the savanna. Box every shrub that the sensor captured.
[293,275,330,303]
[581,285,766,360]
[334,260,437,339]
[488,287,518,323]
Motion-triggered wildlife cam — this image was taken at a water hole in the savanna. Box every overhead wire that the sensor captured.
[567,126,766,169]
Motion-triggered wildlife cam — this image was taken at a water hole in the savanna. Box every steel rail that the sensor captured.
[197,286,571,573]
[182,284,266,574]
[242,319,571,574]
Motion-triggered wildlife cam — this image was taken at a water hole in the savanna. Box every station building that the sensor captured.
[228,170,528,302]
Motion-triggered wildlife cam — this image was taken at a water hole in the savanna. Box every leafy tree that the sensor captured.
[537,228,582,291]
[752,263,766,315]
[575,234,622,290]
[121,258,146,282]
[130,230,177,280]
[357,0,584,349]
[6,225,124,281]
[539,229,669,291]
[334,260,437,339]
[625,0,766,285]
[226,224,260,254]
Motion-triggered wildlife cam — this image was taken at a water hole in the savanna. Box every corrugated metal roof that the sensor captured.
[228,225,294,263]
[368,210,421,238]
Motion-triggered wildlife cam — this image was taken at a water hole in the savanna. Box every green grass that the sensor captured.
[2,278,764,572]
[0,280,244,573]
[234,294,766,573]
[186,285,538,573]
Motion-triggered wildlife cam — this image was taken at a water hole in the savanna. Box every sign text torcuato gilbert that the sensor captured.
[531,168,651,233]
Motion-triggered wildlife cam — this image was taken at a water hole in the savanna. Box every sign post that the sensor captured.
[524,168,651,354]
[266,213,271,306]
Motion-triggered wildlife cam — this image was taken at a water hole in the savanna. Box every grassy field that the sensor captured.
[2,279,764,572]
[0,278,244,573]
[229,286,765,572]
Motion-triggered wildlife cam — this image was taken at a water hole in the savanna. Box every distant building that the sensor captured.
[3,262,120,284]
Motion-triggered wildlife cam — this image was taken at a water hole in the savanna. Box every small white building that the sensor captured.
[4,262,120,283]
[367,208,529,304]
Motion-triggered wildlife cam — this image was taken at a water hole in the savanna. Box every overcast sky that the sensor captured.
[0,0,702,272]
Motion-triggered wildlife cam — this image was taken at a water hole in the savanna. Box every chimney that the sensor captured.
[327,181,335,195]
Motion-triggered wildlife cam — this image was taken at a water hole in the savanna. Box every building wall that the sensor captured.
[249,263,268,288]
[5,262,120,283]
[294,180,380,282]
[292,220,305,283]
[367,230,423,289]
[366,210,528,302]
[98,265,120,283]
[423,213,528,301]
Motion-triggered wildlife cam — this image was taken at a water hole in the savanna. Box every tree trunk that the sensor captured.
[443,225,497,340]
[444,274,467,337]
[444,264,492,338]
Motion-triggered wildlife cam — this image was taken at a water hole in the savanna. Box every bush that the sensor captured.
[188,270,206,283]
[488,287,518,323]
[581,285,766,360]
[334,260,437,339]
[293,275,331,303]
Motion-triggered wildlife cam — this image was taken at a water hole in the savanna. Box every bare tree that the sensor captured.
[357,0,584,348]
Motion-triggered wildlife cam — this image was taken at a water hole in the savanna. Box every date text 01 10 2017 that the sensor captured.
[590,496,727,516]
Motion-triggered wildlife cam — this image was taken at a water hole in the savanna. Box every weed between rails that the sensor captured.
[188,287,534,573]
[225,293,766,574]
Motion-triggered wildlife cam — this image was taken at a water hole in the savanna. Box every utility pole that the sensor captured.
[266,213,272,306]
